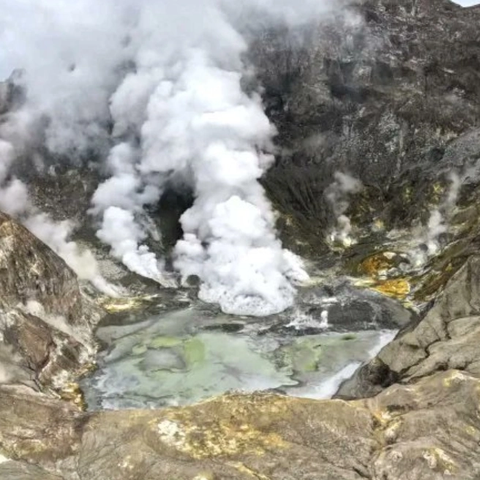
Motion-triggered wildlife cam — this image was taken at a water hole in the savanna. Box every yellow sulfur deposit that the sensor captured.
[101,296,156,313]
[372,279,411,300]
[59,382,87,411]
[359,252,399,278]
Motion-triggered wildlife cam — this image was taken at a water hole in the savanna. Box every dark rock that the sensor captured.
[250,0,480,254]
[270,281,414,335]
[0,70,25,115]
[203,322,245,333]
[335,356,400,399]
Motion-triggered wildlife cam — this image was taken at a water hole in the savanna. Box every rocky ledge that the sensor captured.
[1,368,480,480]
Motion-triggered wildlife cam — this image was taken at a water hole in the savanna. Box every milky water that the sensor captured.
[82,306,395,410]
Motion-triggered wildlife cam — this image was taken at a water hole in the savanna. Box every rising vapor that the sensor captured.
[0,0,337,315]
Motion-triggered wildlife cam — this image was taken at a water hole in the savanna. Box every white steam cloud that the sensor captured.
[325,172,363,247]
[0,0,339,315]
[410,171,462,268]
[425,172,461,256]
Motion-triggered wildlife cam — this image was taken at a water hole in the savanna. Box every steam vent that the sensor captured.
[1,0,480,478]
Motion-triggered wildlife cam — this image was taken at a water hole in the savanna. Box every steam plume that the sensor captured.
[0,138,119,296]
[325,172,363,247]
[0,0,340,315]
[410,172,462,268]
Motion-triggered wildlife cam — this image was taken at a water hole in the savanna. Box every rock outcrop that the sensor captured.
[0,212,103,391]
[0,70,23,116]
[337,254,480,399]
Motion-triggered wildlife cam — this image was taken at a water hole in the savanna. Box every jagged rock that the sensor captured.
[1,370,480,479]
[0,212,104,390]
[0,82,9,116]
[1,310,88,388]
[0,212,83,318]
[336,254,480,398]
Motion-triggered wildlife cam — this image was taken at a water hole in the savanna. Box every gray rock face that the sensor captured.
[337,255,480,398]
[0,212,103,390]
[0,460,61,480]
[0,212,83,319]
[253,0,480,252]
[0,70,24,115]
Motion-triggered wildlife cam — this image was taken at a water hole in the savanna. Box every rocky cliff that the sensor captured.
[0,212,103,392]
[254,0,480,254]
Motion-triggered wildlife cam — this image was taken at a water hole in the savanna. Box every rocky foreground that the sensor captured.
[0,212,480,478]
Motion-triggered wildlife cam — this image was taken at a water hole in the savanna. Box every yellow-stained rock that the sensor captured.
[358,251,400,278]
[100,295,156,313]
[3,370,480,479]
[372,278,411,300]
[59,382,87,411]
